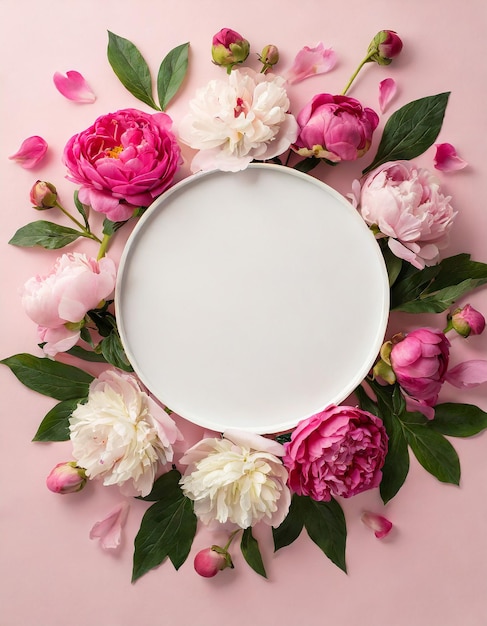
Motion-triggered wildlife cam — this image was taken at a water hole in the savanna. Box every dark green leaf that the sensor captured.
[275,432,292,445]
[403,424,460,485]
[354,384,379,416]
[272,493,305,551]
[9,221,81,249]
[0,353,93,400]
[102,217,128,236]
[394,279,486,314]
[137,472,178,502]
[430,254,487,291]
[241,528,267,578]
[73,190,90,230]
[132,470,197,581]
[293,156,320,173]
[32,397,83,441]
[363,93,450,174]
[100,331,133,371]
[429,403,487,437]
[65,345,108,363]
[380,411,410,504]
[107,31,159,110]
[303,496,347,573]
[157,42,189,111]
[87,309,115,337]
[382,244,403,287]
[390,264,440,310]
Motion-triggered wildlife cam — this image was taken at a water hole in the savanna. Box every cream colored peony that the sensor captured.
[69,370,182,496]
[179,430,291,529]
[178,68,298,172]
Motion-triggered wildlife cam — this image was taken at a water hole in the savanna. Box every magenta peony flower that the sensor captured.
[211,28,250,72]
[292,94,379,162]
[390,328,450,418]
[46,462,87,494]
[283,405,388,502]
[359,161,457,269]
[63,108,181,221]
[449,304,485,337]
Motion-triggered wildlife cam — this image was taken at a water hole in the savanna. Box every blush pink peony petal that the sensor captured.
[361,511,393,538]
[286,43,337,84]
[378,78,397,113]
[445,360,487,389]
[53,71,96,103]
[434,143,468,172]
[8,136,48,169]
[90,501,130,550]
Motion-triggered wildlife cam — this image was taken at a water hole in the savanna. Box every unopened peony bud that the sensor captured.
[448,304,486,338]
[194,546,234,577]
[30,180,58,209]
[367,30,403,65]
[211,28,250,73]
[46,461,87,494]
[259,45,279,73]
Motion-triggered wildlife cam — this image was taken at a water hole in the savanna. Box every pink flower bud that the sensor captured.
[361,511,393,538]
[30,180,58,209]
[450,304,486,337]
[211,28,250,73]
[194,546,233,577]
[368,30,403,65]
[46,461,87,494]
[259,45,280,70]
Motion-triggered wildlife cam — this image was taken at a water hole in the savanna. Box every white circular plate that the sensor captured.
[116,164,389,434]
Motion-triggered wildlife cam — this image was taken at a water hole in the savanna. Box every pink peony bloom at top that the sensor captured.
[283,405,388,502]
[211,28,250,72]
[359,161,457,269]
[21,252,117,356]
[285,43,337,84]
[63,108,181,221]
[90,501,130,550]
[292,94,379,162]
[8,136,48,169]
[53,70,96,103]
[434,143,468,172]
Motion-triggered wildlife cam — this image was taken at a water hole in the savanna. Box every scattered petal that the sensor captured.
[53,70,96,103]
[286,43,337,84]
[346,178,362,208]
[378,78,397,113]
[434,143,468,172]
[90,501,130,550]
[8,136,48,169]
[445,360,487,389]
[361,511,393,538]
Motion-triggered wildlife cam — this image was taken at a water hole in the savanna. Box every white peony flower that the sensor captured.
[179,429,291,529]
[69,370,183,496]
[178,68,299,172]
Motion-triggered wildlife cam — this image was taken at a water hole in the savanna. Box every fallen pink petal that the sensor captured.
[53,70,96,103]
[379,78,397,113]
[90,501,130,550]
[361,511,393,538]
[8,136,48,169]
[286,43,337,84]
[434,143,468,172]
[445,360,487,389]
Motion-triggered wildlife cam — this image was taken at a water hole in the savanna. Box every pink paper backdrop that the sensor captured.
[1,1,486,625]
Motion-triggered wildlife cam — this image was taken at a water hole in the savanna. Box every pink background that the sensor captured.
[1,1,486,625]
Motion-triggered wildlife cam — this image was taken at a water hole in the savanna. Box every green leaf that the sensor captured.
[65,345,108,363]
[0,353,93,400]
[241,528,267,578]
[32,398,83,441]
[157,42,189,111]
[302,496,347,573]
[8,221,81,249]
[86,309,114,337]
[107,31,159,110]
[293,156,321,173]
[102,218,128,236]
[403,424,460,485]
[380,411,410,504]
[99,331,133,371]
[73,190,90,230]
[132,470,197,581]
[272,493,305,551]
[429,403,487,437]
[363,93,450,174]
[354,384,379,416]
[390,264,440,310]
[430,254,487,291]
[394,279,486,314]
[382,244,403,287]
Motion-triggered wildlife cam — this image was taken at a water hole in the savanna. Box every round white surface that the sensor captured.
[116,164,389,434]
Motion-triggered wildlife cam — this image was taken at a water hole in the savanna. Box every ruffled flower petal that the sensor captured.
[53,71,96,103]
[90,501,130,550]
[379,78,397,113]
[445,360,487,389]
[286,43,337,84]
[8,136,48,169]
[434,143,468,172]
[361,511,393,538]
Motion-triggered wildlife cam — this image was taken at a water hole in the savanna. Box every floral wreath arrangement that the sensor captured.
[4,28,487,581]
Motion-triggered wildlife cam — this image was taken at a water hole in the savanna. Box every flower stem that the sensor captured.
[97,233,112,260]
[223,529,241,551]
[56,202,103,244]
[341,54,372,95]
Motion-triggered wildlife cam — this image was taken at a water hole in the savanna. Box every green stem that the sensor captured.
[341,54,373,95]
[97,233,112,260]
[56,202,103,244]
[223,529,241,551]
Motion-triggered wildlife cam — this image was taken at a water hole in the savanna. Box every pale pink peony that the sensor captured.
[285,43,337,84]
[178,68,298,172]
[46,461,87,494]
[53,70,96,103]
[292,94,379,162]
[21,253,117,356]
[283,405,388,501]
[359,161,457,269]
[63,108,181,221]
[9,135,48,169]
[90,501,130,550]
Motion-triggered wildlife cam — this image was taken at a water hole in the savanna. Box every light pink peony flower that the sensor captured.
[63,108,181,221]
[390,328,450,419]
[361,511,393,538]
[378,78,397,113]
[285,43,337,84]
[359,161,457,269]
[90,501,130,550]
[449,304,485,337]
[46,461,87,494]
[9,136,48,169]
[178,68,298,172]
[434,143,468,172]
[292,94,379,162]
[283,405,388,501]
[53,70,96,103]
[21,253,117,356]
[211,28,250,72]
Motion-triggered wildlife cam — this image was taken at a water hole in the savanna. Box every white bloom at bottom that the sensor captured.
[69,370,182,496]
[179,431,291,529]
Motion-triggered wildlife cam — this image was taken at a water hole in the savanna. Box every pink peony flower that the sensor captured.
[194,547,233,577]
[21,253,117,356]
[63,108,181,221]
[46,461,87,494]
[390,328,450,419]
[90,501,130,550]
[53,70,96,103]
[285,43,337,84]
[359,161,457,269]
[283,405,388,502]
[211,28,250,72]
[434,143,468,172]
[292,94,379,162]
[9,136,48,169]
[449,304,485,337]
[361,511,393,538]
